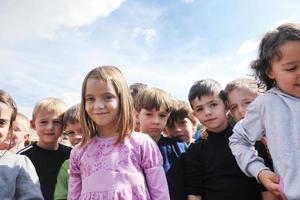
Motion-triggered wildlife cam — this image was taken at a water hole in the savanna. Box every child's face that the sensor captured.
[167,117,195,144]
[191,94,228,133]
[0,102,13,145]
[267,40,300,98]
[12,116,30,146]
[227,88,257,122]
[85,78,120,137]
[64,122,83,146]
[136,107,170,142]
[32,111,63,148]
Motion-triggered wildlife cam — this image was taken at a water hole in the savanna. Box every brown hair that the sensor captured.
[166,100,197,129]
[80,66,135,147]
[224,78,264,98]
[251,23,300,90]
[0,90,17,130]
[134,87,174,113]
[63,104,80,129]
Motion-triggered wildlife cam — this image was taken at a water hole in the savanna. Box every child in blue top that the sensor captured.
[229,23,300,200]
[134,87,188,173]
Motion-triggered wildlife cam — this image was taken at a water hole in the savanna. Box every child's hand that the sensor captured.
[258,169,281,196]
[201,129,208,140]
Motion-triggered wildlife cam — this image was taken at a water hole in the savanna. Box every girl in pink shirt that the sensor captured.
[68,66,169,200]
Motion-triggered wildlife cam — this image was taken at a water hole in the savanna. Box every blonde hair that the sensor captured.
[134,87,174,113]
[80,66,135,147]
[63,104,80,129]
[224,78,264,97]
[32,97,67,121]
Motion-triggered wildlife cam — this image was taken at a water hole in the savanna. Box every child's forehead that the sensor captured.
[142,106,169,113]
[0,102,13,119]
[35,110,63,119]
[228,87,258,98]
[192,94,222,106]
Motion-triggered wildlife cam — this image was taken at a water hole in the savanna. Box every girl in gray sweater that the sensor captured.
[229,23,300,200]
[0,89,43,200]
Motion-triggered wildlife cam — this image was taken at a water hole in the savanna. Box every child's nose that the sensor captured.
[204,107,212,115]
[94,99,105,108]
[152,116,160,124]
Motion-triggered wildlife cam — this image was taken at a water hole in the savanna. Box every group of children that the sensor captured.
[0,22,299,200]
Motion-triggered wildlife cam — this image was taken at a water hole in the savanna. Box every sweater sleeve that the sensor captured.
[184,142,203,195]
[54,160,69,200]
[16,155,44,200]
[229,99,269,180]
[140,135,170,200]
[68,148,82,200]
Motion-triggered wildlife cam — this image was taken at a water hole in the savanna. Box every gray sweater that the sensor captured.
[229,87,300,200]
[0,151,43,200]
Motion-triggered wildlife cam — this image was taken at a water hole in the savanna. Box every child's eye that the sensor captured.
[159,114,168,118]
[210,103,218,107]
[40,121,47,124]
[245,101,252,105]
[85,97,94,102]
[230,105,237,111]
[104,95,114,101]
[54,120,62,125]
[285,65,297,72]
[145,113,152,116]
[195,108,203,112]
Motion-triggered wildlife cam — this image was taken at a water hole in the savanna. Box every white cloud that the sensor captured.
[132,27,157,43]
[237,39,258,55]
[181,0,195,3]
[271,15,299,29]
[0,0,126,40]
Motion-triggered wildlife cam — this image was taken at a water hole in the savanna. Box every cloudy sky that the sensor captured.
[1,0,299,117]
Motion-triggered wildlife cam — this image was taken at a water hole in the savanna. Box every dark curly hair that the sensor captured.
[251,23,300,90]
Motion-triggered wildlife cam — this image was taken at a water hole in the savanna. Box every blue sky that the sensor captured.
[0,0,299,117]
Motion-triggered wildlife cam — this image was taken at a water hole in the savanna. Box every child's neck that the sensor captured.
[207,123,229,133]
[37,141,59,150]
[153,134,162,143]
[97,125,118,138]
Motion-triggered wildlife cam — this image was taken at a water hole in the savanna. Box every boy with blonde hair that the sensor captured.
[18,97,72,200]
[54,104,82,200]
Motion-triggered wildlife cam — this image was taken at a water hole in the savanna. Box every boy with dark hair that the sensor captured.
[185,79,264,200]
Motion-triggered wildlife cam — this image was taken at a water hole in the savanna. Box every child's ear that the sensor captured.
[30,120,36,130]
[266,68,275,79]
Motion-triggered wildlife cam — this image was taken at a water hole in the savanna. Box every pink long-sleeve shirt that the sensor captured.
[68,131,170,200]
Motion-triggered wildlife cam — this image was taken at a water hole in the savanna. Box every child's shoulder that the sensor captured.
[17,143,36,155]
[129,131,152,142]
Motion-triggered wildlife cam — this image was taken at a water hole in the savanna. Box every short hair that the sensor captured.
[129,82,147,101]
[0,89,17,130]
[63,104,80,129]
[188,79,225,108]
[251,23,300,90]
[134,87,174,113]
[224,78,264,97]
[80,66,135,147]
[166,100,197,129]
[32,97,67,120]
